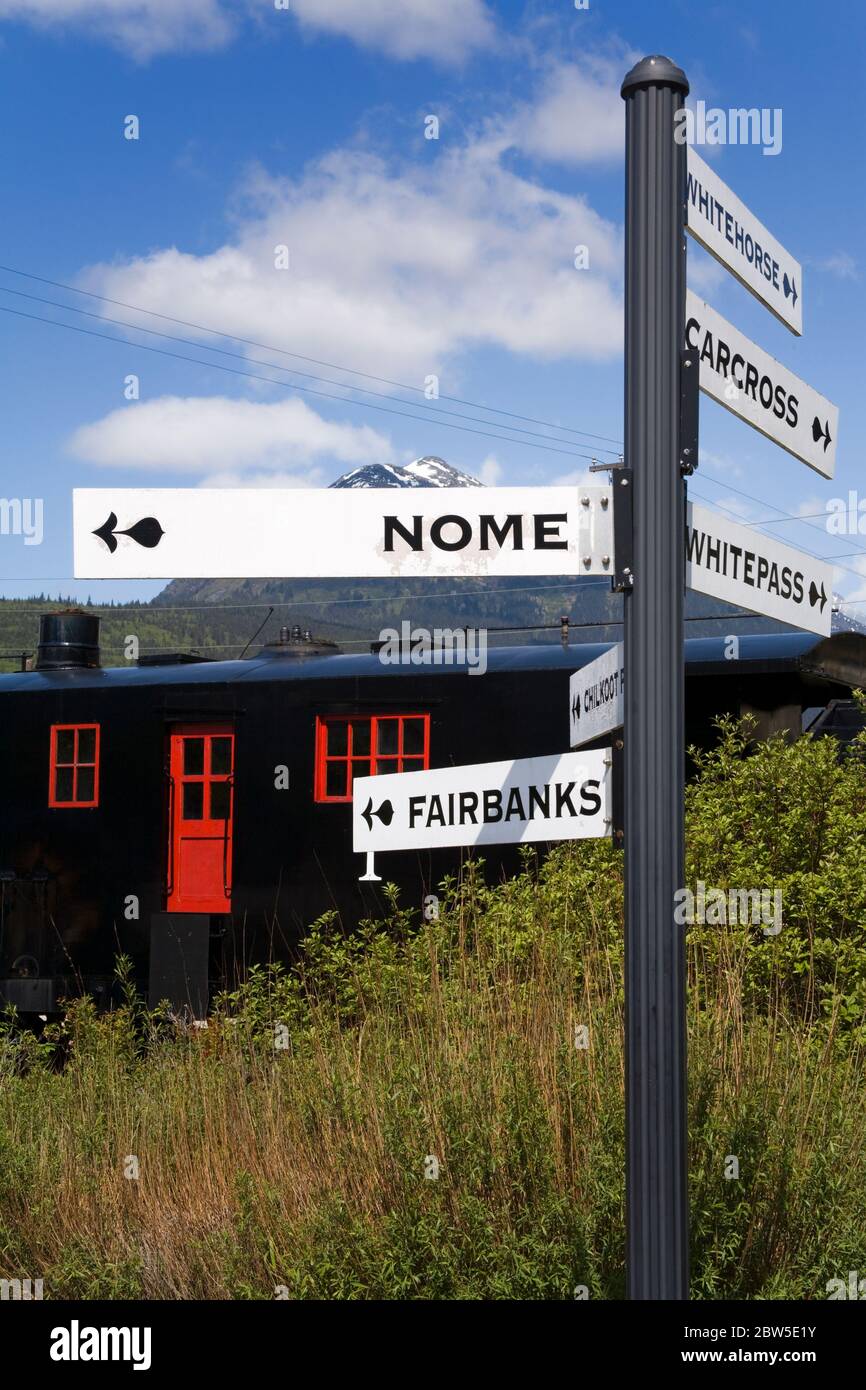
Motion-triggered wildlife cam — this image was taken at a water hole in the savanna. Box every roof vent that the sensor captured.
[35,609,100,671]
[255,627,340,660]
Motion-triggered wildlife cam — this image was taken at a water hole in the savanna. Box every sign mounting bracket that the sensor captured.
[612,467,634,592]
[679,348,699,476]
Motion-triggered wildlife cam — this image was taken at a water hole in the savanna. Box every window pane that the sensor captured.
[77,767,95,803]
[402,719,425,756]
[210,781,231,819]
[55,766,74,802]
[210,737,232,775]
[376,758,399,776]
[350,720,371,756]
[77,727,96,764]
[326,721,348,756]
[55,728,75,764]
[351,758,370,785]
[325,762,347,798]
[183,781,204,819]
[376,720,399,755]
[183,739,205,775]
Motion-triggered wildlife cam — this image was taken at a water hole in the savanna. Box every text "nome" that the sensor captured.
[384,513,568,553]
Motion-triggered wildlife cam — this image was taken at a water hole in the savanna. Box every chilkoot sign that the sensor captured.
[72,486,614,580]
[352,751,612,854]
[569,643,625,749]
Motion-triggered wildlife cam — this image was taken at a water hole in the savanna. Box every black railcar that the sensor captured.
[1,613,863,1017]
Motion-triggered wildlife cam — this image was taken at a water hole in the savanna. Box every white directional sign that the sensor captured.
[685,292,837,478]
[73,486,614,580]
[686,150,803,334]
[352,750,612,854]
[686,501,832,636]
[569,643,624,749]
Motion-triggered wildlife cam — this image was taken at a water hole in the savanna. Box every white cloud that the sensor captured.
[478,454,502,485]
[80,136,624,389]
[835,555,866,606]
[0,0,496,61]
[685,237,727,299]
[814,252,859,282]
[697,449,744,479]
[67,394,395,479]
[550,468,598,488]
[502,58,625,166]
[0,0,234,59]
[290,0,495,63]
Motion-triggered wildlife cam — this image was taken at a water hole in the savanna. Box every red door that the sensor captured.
[167,725,234,913]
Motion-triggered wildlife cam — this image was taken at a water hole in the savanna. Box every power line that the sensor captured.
[0,302,607,463]
[0,283,622,458]
[0,261,860,587]
[0,578,618,610]
[0,263,624,450]
[689,489,866,587]
[696,473,866,561]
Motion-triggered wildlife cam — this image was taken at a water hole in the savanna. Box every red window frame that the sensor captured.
[49,723,100,808]
[314,713,430,803]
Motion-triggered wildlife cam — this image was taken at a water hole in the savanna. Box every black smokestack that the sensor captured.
[35,609,101,670]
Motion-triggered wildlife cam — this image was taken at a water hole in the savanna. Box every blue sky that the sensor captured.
[0,0,863,607]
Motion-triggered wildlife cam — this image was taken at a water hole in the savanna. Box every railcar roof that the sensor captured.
[0,631,860,693]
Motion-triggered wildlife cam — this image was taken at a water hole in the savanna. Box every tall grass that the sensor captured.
[1,720,865,1299]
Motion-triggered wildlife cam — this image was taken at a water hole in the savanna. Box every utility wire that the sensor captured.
[0,579,616,608]
[689,490,866,586]
[0,266,861,587]
[0,283,622,457]
[0,302,606,463]
[0,264,624,450]
[695,474,866,561]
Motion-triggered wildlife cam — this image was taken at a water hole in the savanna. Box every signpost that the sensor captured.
[352,750,612,855]
[685,291,838,478]
[569,643,625,748]
[686,149,803,334]
[621,55,690,1301]
[62,48,841,1310]
[686,502,832,636]
[72,485,614,580]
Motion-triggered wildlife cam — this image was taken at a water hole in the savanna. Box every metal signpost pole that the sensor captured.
[620,55,690,1300]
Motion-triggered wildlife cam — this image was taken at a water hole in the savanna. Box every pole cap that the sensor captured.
[621,55,689,98]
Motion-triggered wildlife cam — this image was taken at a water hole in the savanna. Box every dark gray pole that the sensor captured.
[620,55,690,1300]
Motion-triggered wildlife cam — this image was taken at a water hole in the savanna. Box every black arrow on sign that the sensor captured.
[361,798,394,831]
[93,512,165,555]
[808,580,828,613]
[783,273,798,309]
[811,417,832,453]
[571,695,580,722]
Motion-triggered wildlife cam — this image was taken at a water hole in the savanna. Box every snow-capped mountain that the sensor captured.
[831,599,866,636]
[330,456,482,489]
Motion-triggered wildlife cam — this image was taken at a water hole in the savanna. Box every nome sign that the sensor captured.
[73,486,615,580]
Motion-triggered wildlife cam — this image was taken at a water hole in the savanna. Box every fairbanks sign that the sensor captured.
[73,486,614,580]
[352,750,612,854]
